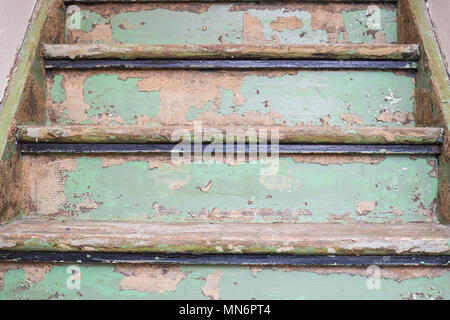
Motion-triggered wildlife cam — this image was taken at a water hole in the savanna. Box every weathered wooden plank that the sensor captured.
[0,220,449,254]
[66,0,399,3]
[21,154,438,223]
[0,262,448,300]
[1,251,449,266]
[18,143,441,155]
[43,44,419,60]
[65,3,398,45]
[44,59,418,70]
[17,125,444,144]
[0,0,65,224]
[46,69,416,127]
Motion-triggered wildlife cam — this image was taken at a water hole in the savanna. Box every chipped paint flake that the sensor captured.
[201,270,223,300]
[115,265,187,294]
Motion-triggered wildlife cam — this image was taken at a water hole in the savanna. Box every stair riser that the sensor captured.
[65,2,398,45]
[46,69,416,127]
[0,262,449,300]
[22,153,438,223]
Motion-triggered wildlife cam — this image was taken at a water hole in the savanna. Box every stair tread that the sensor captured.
[17,125,443,144]
[44,44,419,61]
[0,220,449,254]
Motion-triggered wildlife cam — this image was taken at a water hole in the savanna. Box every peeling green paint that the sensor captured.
[60,70,415,127]
[70,5,397,45]
[111,7,243,45]
[247,8,328,44]
[83,74,160,125]
[50,75,66,103]
[34,155,439,223]
[342,9,397,44]
[78,10,109,33]
[0,264,448,300]
[235,71,414,127]
[187,102,213,121]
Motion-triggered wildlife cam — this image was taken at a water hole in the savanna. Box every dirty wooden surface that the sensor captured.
[43,44,419,60]
[46,69,416,127]
[20,153,438,223]
[16,125,443,144]
[0,0,65,223]
[0,220,449,255]
[0,262,449,300]
[398,0,450,224]
[65,3,398,45]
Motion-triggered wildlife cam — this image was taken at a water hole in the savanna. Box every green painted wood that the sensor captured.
[22,154,438,223]
[65,3,398,45]
[47,69,416,127]
[0,263,448,300]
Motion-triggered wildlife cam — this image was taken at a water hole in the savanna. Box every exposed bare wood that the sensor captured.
[17,125,443,144]
[43,44,419,61]
[0,220,449,255]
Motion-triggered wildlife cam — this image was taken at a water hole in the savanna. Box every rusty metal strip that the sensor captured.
[19,143,441,155]
[44,59,418,70]
[0,251,448,266]
[43,44,420,61]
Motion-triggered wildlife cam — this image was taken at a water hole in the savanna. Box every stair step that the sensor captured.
[17,125,444,144]
[1,220,449,255]
[20,152,439,223]
[0,259,448,300]
[45,68,416,127]
[64,1,399,45]
[43,44,420,61]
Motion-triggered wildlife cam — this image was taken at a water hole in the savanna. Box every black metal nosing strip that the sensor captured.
[44,60,418,70]
[19,143,441,155]
[0,252,448,266]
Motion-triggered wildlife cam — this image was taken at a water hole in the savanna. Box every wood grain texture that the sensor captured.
[17,125,443,144]
[43,44,419,60]
[0,220,449,255]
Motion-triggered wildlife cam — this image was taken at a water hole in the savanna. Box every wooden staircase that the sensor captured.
[0,0,449,299]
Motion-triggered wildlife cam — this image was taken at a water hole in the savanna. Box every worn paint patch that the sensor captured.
[342,8,397,44]
[50,75,66,104]
[83,74,160,125]
[115,265,188,294]
[66,3,398,45]
[21,154,438,223]
[47,69,415,127]
[201,270,223,300]
[0,264,448,300]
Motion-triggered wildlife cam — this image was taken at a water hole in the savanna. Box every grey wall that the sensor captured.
[428,0,450,76]
[0,0,37,104]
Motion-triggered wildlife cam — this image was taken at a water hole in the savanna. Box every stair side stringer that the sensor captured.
[0,0,65,223]
[398,0,450,224]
